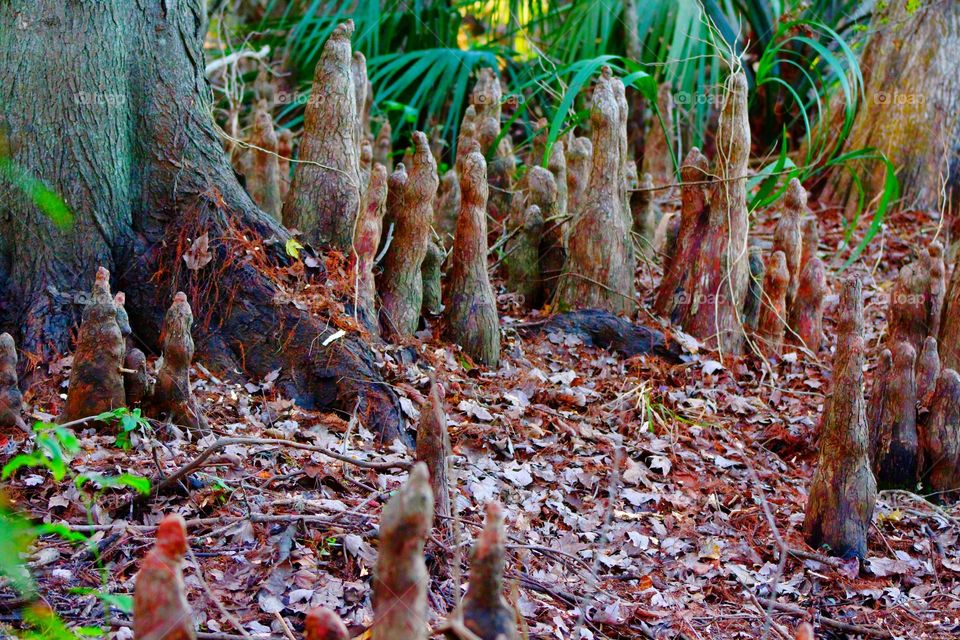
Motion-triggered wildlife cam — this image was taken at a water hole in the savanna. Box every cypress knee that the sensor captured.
[359,137,373,192]
[867,349,893,456]
[462,503,518,640]
[631,172,658,253]
[919,369,960,499]
[246,100,282,221]
[556,67,635,314]
[565,136,592,227]
[756,251,789,357]
[63,267,125,425]
[114,291,132,341]
[149,293,206,432]
[789,257,828,353]
[642,81,675,188]
[305,608,348,640]
[352,51,369,142]
[372,463,433,640]
[416,379,451,525]
[0,333,26,432]
[803,278,876,559]
[433,169,460,248]
[917,336,940,403]
[123,348,153,410]
[283,21,361,249]
[871,342,919,490]
[774,179,804,306]
[379,133,438,338]
[742,246,765,333]
[800,217,820,273]
[133,514,195,640]
[654,148,710,319]
[547,140,568,226]
[374,121,392,171]
[442,143,500,368]
[353,164,388,330]
[504,203,544,308]
[421,240,444,317]
[528,167,563,305]
[888,252,938,356]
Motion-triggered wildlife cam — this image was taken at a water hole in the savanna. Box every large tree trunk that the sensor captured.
[822,1,960,216]
[0,1,404,443]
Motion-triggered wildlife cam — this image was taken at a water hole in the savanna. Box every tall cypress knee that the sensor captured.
[421,240,444,317]
[442,143,500,368]
[774,178,805,306]
[148,293,207,432]
[372,463,433,640]
[917,336,941,403]
[63,267,125,426]
[919,369,960,498]
[565,135,592,229]
[803,278,876,559]
[416,379,451,525]
[870,341,919,490]
[379,132,438,338]
[246,99,282,221]
[789,256,827,353]
[756,250,789,357]
[556,67,635,314]
[283,21,361,249]
[353,164,388,331]
[462,502,518,640]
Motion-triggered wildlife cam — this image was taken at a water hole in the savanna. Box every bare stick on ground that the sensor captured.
[134,513,196,640]
[803,278,876,559]
[442,142,501,368]
[372,463,433,640]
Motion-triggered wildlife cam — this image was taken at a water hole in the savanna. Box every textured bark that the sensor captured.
[917,336,941,404]
[433,169,461,249]
[123,348,153,410]
[115,291,132,341]
[352,51,369,143]
[800,217,820,274]
[530,309,676,361]
[478,112,516,228]
[742,246,764,333]
[756,251,789,358]
[304,608,348,640]
[359,137,373,192]
[353,165,388,330]
[789,257,827,353]
[379,133,438,338]
[383,162,409,250]
[888,244,944,357]
[63,268,125,425]
[556,67,635,315]
[919,368,960,498]
[245,100,282,221]
[631,172,658,253]
[867,349,892,463]
[416,379,451,525]
[803,278,876,559]
[940,245,960,372]
[822,2,960,215]
[504,204,543,308]
[133,514,195,640]
[675,72,751,353]
[374,121,393,172]
[654,148,710,318]
[148,293,207,432]
[442,143,500,368]
[546,141,568,228]
[471,68,501,122]
[462,502,518,640]
[869,341,919,490]
[0,1,404,445]
[642,82,675,189]
[278,128,293,200]
[565,136,592,227]
[528,167,564,306]
[774,179,805,306]
[421,240,444,317]
[0,333,25,432]
[282,21,361,249]
[372,463,432,640]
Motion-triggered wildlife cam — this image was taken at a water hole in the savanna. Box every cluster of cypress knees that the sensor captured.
[131,381,515,640]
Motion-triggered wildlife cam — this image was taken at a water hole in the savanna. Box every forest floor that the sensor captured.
[2,195,960,640]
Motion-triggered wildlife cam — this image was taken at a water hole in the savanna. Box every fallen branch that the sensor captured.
[765,601,894,638]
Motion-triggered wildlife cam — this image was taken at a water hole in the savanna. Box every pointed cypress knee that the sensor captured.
[803,278,876,559]
[917,336,941,404]
[462,502,518,640]
[556,67,635,314]
[134,514,196,640]
[789,256,827,353]
[305,607,349,640]
[774,179,804,306]
[800,218,820,274]
[416,380,451,525]
[123,348,153,410]
[919,369,960,499]
[527,167,563,306]
[374,121,392,172]
[756,251,789,357]
[353,164,388,331]
[246,99,282,221]
[379,132,439,338]
[889,243,943,356]
[565,135,592,229]
[63,267,125,425]
[871,342,919,490]
[442,143,500,368]
[421,240,444,317]
[148,293,206,432]
[0,333,26,432]
[547,141,568,228]
[283,21,361,249]
[372,463,433,640]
